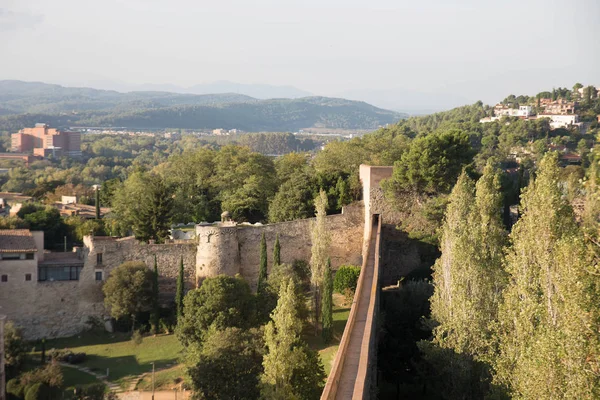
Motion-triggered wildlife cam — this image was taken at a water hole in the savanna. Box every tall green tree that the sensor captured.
[176,256,185,323]
[112,172,174,243]
[385,129,474,195]
[176,276,256,348]
[495,153,600,398]
[273,233,281,266]
[187,327,264,400]
[261,279,325,400]
[310,190,331,335]
[102,261,153,332]
[430,163,507,359]
[150,255,160,334]
[321,258,333,344]
[424,164,508,398]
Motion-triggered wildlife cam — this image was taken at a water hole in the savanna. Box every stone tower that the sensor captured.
[195,222,240,281]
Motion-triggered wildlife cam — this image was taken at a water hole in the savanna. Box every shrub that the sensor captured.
[333,265,361,294]
[74,383,106,400]
[159,318,173,334]
[24,383,51,400]
[20,363,63,389]
[47,349,86,364]
[131,329,144,345]
[6,378,25,400]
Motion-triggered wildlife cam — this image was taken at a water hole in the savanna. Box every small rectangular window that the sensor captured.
[95,271,103,281]
[1,275,7,282]
[26,253,34,260]
[25,273,32,281]
[96,253,103,265]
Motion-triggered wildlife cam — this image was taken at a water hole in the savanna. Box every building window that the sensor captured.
[25,273,32,281]
[96,253,103,265]
[1,253,21,260]
[38,266,83,282]
[1,275,7,282]
[26,253,35,260]
[95,271,103,281]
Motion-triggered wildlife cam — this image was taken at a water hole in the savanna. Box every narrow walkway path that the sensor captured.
[59,362,120,392]
[334,221,378,400]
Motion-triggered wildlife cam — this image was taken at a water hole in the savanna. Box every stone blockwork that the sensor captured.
[84,236,197,298]
[195,203,364,287]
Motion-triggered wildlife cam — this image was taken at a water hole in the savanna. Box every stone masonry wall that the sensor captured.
[234,203,364,288]
[84,236,197,302]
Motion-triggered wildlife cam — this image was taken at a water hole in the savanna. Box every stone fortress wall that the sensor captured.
[2,164,424,339]
[195,203,364,287]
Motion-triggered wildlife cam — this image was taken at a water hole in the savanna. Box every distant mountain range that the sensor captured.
[56,80,313,100]
[0,80,406,131]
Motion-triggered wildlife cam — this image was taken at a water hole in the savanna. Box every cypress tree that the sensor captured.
[176,256,185,322]
[321,258,333,344]
[257,232,268,295]
[310,190,330,335]
[273,233,281,267]
[150,254,160,334]
[495,153,600,398]
[261,278,303,399]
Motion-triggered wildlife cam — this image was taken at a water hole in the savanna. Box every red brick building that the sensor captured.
[11,123,81,158]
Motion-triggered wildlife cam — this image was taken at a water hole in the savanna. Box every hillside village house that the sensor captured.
[493,104,533,117]
[0,192,33,217]
[537,114,580,130]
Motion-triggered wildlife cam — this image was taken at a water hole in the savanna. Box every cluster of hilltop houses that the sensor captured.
[480,94,599,130]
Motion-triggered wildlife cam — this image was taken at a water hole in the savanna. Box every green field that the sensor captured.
[305,294,351,376]
[61,365,103,388]
[42,332,182,388]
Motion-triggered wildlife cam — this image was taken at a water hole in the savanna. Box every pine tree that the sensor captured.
[273,233,281,267]
[321,258,333,344]
[176,256,185,322]
[258,232,268,294]
[310,190,330,335]
[495,153,600,398]
[261,278,303,399]
[150,254,160,334]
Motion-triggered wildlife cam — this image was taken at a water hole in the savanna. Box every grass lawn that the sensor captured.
[305,294,351,376]
[136,365,189,390]
[61,365,103,389]
[41,332,182,388]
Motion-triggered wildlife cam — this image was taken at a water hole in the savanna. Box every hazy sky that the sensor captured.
[1,0,599,109]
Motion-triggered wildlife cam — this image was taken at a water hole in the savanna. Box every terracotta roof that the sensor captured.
[0,229,38,253]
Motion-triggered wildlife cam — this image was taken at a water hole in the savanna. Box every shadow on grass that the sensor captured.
[85,354,180,385]
[36,331,135,350]
[304,307,350,353]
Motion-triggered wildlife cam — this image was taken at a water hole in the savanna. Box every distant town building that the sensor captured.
[542,99,576,115]
[50,195,110,219]
[212,128,228,136]
[11,123,81,158]
[537,114,580,130]
[0,192,33,217]
[493,105,533,117]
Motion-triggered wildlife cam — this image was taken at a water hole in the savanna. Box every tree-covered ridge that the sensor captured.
[0,81,406,131]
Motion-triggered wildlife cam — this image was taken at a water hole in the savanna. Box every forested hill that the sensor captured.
[0,80,405,131]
